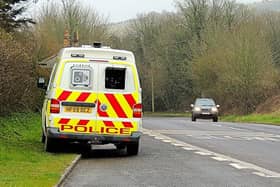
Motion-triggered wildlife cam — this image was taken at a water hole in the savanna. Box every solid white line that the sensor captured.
[144,128,280,178]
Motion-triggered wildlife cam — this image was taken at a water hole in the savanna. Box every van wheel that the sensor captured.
[44,137,57,153]
[127,140,140,156]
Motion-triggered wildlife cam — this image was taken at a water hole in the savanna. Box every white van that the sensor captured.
[38,44,142,155]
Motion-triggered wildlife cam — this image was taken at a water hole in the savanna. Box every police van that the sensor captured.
[38,44,142,155]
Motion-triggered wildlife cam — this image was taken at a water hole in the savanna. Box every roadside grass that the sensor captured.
[144,112,191,117]
[0,113,76,187]
[221,114,280,126]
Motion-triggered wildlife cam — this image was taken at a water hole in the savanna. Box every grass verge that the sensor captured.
[0,113,77,187]
[221,114,280,126]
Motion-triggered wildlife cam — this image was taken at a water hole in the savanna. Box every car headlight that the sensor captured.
[194,107,201,112]
[211,107,218,112]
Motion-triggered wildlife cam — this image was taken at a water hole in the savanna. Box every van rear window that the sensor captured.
[105,68,126,90]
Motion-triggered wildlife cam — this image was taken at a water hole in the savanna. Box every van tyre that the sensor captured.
[126,140,140,156]
[44,137,57,153]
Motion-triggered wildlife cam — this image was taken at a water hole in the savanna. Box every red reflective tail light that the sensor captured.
[133,104,142,118]
[50,99,60,114]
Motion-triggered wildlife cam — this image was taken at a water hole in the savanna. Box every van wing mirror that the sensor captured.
[37,77,47,90]
[190,104,194,108]
[216,105,220,108]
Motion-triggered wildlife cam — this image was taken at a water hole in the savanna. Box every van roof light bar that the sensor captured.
[113,56,127,61]
[71,54,85,58]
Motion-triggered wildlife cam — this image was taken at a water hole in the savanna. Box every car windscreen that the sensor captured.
[195,99,215,106]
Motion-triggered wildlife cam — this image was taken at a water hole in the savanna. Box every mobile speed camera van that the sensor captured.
[38,44,142,155]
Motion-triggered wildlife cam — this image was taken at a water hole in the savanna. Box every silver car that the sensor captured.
[191,98,220,122]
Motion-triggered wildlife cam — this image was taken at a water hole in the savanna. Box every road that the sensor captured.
[61,118,280,187]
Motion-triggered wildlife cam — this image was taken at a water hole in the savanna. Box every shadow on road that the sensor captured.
[53,142,129,159]
[81,148,127,159]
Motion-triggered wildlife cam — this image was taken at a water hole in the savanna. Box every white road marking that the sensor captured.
[144,128,280,178]
[253,172,278,178]
[195,151,212,156]
[229,127,243,131]
[196,136,212,140]
[254,137,266,141]
[265,138,279,142]
[162,139,172,143]
[213,124,222,127]
[183,147,195,151]
[212,157,228,162]
[154,137,164,140]
[224,136,233,139]
[230,163,249,170]
[208,135,224,140]
[149,134,157,137]
[172,143,185,147]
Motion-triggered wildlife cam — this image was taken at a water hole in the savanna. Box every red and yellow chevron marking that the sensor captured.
[55,88,97,103]
[97,93,138,118]
[53,89,140,134]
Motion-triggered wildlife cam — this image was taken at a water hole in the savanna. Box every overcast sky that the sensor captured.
[86,0,263,23]
[29,0,263,23]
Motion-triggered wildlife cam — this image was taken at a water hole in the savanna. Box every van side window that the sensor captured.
[71,66,92,88]
[105,68,126,90]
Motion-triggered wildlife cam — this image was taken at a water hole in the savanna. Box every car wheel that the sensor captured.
[192,116,196,122]
[213,117,218,122]
[127,140,140,156]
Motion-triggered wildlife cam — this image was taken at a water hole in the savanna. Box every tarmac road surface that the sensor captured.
[61,117,280,187]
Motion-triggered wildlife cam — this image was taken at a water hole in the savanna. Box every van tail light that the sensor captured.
[133,104,142,118]
[50,99,60,114]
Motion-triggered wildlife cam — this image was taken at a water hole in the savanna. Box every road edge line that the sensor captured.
[54,154,81,187]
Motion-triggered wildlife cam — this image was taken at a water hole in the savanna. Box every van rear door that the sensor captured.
[96,62,140,136]
[54,61,98,134]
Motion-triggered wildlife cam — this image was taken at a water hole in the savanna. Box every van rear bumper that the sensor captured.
[46,128,141,144]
